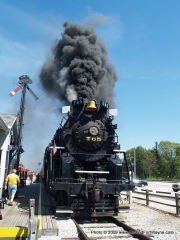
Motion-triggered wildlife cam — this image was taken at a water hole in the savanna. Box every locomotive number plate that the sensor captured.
[86,136,102,141]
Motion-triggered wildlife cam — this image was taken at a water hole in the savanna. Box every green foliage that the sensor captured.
[127,140,180,180]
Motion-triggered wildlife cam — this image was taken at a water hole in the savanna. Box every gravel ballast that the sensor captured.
[118,199,180,240]
[39,200,180,239]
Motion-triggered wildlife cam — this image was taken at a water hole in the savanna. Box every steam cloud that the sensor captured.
[39,21,118,107]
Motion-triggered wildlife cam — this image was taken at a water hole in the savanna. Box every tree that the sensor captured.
[126,140,180,180]
[157,141,180,178]
[143,149,158,178]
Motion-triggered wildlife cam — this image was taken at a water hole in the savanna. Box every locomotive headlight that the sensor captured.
[89,126,99,136]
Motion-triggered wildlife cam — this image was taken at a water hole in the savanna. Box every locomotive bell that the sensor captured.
[86,100,97,110]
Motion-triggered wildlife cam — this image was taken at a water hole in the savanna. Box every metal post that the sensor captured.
[123,151,130,182]
[16,83,26,169]
[29,199,35,218]
[175,193,180,216]
[145,190,150,206]
[28,199,39,240]
[50,149,52,180]
[128,191,132,204]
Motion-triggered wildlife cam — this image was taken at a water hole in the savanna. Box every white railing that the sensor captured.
[122,190,180,216]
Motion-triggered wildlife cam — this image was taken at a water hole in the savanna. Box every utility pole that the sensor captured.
[134,150,136,179]
[155,141,158,156]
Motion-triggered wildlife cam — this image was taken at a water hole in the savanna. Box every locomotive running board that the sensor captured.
[56,210,73,213]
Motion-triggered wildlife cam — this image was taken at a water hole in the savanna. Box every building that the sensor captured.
[0,114,18,198]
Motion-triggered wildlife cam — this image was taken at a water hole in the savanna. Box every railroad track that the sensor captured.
[71,216,154,240]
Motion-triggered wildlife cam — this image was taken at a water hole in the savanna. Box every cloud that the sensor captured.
[84,7,114,26]
[82,7,123,45]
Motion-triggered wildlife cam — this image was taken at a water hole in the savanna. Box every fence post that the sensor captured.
[175,193,180,216]
[28,199,39,240]
[146,190,150,206]
[29,199,35,218]
[127,191,132,204]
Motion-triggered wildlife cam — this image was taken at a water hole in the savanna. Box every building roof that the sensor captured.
[0,114,17,131]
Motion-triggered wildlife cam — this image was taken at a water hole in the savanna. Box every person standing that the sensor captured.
[36,173,40,183]
[4,169,20,206]
[29,172,33,184]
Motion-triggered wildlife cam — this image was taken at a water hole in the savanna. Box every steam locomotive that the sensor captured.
[42,99,132,216]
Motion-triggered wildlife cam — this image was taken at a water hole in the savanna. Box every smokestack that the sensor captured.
[39,21,118,107]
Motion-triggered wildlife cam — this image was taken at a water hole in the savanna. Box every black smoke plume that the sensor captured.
[39,21,118,107]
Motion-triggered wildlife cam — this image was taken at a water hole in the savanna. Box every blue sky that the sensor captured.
[1,0,180,171]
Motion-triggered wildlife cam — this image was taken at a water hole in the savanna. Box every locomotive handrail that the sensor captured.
[75,170,109,174]
[49,146,65,149]
[70,153,113,155]
[113,149,126,153]
[71,151,126,155]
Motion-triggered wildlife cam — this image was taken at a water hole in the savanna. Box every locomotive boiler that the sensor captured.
[42,99,132,216]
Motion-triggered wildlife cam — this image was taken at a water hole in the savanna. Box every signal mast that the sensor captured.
[9,75,38,169]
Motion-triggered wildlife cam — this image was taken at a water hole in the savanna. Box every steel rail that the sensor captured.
[72,218,90,240]
[107,216,153,240]
[72,216,153,240]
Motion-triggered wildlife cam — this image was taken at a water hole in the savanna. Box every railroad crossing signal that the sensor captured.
[18,75,33,84]
[9,75,38,169]
[9,75,38,99]
[9,85,23,97]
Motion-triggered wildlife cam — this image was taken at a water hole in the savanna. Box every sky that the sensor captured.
[1,0,180,172]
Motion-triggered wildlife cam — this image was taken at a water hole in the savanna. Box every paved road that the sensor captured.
[141,181,174,193]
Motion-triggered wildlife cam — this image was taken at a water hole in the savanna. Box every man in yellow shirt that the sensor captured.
[4,169,20,206]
